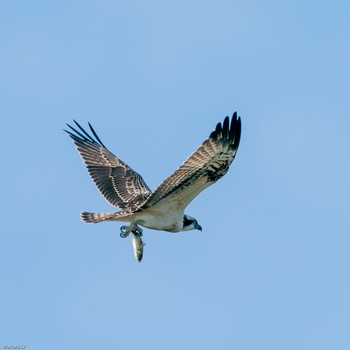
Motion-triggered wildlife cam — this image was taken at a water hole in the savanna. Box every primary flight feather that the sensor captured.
[65,112,242,262]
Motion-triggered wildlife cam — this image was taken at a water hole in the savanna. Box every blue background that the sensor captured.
[1,1,349,349]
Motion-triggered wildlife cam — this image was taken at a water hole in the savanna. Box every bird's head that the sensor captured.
[182,215,202,232]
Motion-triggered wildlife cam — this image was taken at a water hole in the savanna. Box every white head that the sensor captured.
[182,214,202,232]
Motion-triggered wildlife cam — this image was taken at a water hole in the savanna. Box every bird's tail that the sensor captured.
[81,212,120,223]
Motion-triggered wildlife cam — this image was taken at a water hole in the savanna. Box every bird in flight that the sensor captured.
[65,112,241,262]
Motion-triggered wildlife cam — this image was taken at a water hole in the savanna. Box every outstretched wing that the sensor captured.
[140,112,241,211]
[65,121,152,209]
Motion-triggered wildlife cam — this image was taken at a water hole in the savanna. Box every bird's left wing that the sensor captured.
[139,112,241,211]
[65,121,152,210]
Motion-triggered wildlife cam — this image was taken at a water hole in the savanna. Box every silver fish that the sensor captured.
[132,233,144,262]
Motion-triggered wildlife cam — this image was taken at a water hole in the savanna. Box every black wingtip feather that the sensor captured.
[73,120,97,143]
[210,112,242,145]
[65,123,92,142]
[222,116,229,139]
[229,112,237,140]
[64,120,106,148]
[233,116,242,150]
[209,130,217,140]
[88,122,106,148]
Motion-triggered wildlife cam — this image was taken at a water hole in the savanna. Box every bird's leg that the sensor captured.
[120,223,143,238]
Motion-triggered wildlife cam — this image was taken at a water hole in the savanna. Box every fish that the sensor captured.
[132,233,144,262]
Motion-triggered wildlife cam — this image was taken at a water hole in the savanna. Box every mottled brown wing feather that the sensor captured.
[65,121,152,209]
[139,112,241,211]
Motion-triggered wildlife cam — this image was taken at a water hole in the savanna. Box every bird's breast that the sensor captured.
[133,204,184,232]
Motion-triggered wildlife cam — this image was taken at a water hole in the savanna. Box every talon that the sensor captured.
[120,226,128,238]
[133,228,143,236]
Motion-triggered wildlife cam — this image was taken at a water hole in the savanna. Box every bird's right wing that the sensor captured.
[139,113,241,212]
[65,121,152,210]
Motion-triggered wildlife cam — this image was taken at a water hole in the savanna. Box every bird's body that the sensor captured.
[81,201,186,232]
[65,113,242,261]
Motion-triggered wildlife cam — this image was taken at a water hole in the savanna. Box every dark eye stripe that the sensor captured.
[183,216,193,227]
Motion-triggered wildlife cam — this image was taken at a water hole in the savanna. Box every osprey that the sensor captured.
[65,113,241,262]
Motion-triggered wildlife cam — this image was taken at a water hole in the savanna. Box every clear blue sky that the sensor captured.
[1,1,349,349]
